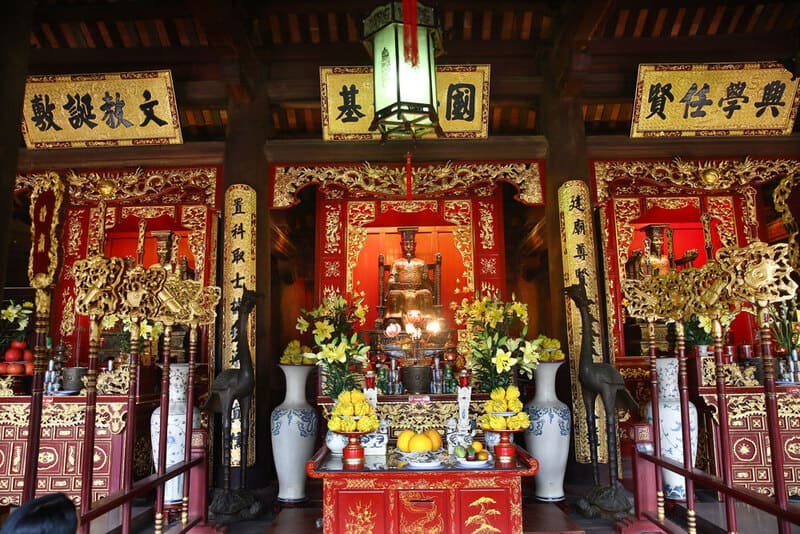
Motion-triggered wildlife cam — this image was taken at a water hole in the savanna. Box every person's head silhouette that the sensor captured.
[0,493,77,534]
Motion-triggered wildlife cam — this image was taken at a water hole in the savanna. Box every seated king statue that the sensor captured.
[380,226,441,323]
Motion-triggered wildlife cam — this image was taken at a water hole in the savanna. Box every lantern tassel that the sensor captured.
[403,0,419,67]
[405,151,413,201]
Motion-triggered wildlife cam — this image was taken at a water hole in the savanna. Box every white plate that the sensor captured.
[489,411,516,417]
[456,455,493,468]
[406,458,442,469]
[394,448,444,458]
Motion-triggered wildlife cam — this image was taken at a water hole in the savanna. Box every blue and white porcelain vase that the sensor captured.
[524,361,571,501]
[151,363,201,504]
[325,427,348,455]
[645,357,698,501]
[271,364,319,503]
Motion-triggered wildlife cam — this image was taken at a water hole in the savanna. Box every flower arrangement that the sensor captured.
[451,290,542,392]
[296,291,370,398]
[279,339,316,365]
[326,389,379,433]
[479,385,531,430]
[0,300,34,347]
[535,335,565,361]
[100,314,164,355]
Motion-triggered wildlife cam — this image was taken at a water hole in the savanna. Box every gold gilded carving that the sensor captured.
[645,197,699,211]
[400,492,444,534]
[0,402,126,432]
[324,261,341,278]
[699,356,759,387]
[477,202,495,250]
[480,257,497,275]
[345,501,377,534]
[595,158,800,203]
[465,495,501,534]
[773,171,800,270]
[345,202,376,295]
[706,197,738,249]
[181,205,208,279]
[120,205,175,221]
[612,198,641,274]
[0,377,15,397]
[66,210,84,258]
[96,365,131,394]
[381,200,438,214]
[619,367,650,381]
[60,293,76,337]
[272,162,543,208]
[72,255,126,318]
[324,206,342,254]
[28,171,66,290]
[60,167,218,206]
[444,200,475,292]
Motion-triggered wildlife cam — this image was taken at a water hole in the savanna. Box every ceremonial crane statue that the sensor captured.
[564,273,637,520]
[204,286,261,519]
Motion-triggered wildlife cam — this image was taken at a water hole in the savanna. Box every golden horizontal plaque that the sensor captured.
[320,64,490,141]
[21,70,182,149]
[631,62,800,138]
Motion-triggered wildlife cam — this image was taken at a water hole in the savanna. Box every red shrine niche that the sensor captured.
[589,158,791,360]
[32,166,221,367]
[268,159,545,356]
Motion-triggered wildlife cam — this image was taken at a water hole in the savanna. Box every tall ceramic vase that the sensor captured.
[645,357,698,501]
[270,364,319,503]
[525,361,571,501]
[151,363,201,504]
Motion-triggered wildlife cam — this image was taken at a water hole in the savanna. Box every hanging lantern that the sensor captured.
[363,1,444,141]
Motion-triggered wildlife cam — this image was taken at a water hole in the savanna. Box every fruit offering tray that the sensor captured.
[316,449,523,472]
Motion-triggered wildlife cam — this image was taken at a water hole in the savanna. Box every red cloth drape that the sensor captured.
[403,0,419,66]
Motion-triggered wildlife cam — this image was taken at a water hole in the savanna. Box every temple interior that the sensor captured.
[0,1,799,533]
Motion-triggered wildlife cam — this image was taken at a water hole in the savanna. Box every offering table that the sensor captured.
[306,445,538,534]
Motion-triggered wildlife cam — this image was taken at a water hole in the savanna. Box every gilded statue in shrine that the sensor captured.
[377,226,442,325]
[625,224,698,279]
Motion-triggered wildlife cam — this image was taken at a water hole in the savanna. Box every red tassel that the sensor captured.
[403,0,419,66]
[405,151,413,200]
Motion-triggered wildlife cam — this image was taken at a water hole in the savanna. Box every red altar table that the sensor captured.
[306,445,539,534]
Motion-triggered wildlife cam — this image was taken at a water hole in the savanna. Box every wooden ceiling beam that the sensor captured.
[26,46,240,82]
[263,136,549,164]
[586,32,799,63]
[32,2,195,23]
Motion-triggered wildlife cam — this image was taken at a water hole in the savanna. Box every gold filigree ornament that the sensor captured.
[62,167,218,206]
[594,157,800,203]
[96,365,131,394]
[0,376,16,397]
[772,171,800,271]
[716,241,798,308]
[72,255,127,319]
[272,162,543,208]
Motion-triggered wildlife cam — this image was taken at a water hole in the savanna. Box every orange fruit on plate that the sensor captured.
[476,450,490,461]
[408,433,434,452]
[424,429,443,450]
[471,440,484,453]
[397,429,415,453]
